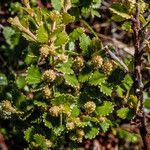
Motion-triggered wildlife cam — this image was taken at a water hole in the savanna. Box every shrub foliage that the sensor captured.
[0,0,150,149]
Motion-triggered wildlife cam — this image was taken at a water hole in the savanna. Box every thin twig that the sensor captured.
[105,46,129,72]
[81,19,99,38]
[133,1,149,149]
[21,26,37,41]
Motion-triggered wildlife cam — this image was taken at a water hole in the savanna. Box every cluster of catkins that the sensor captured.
[39,34,114,143]
[0,100,16,119]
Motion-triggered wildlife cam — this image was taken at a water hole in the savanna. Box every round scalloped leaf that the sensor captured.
[51,0,62,11]
[89,71,106,86]
[62,12,75,25]
[69,27,84,42]
[71,106,80,117]
[34,134,47,149]
[85,127,99,139]
[42,113,53,129]
[99,83,112,96]
[3,26,20,48]
[121,21,133,32]
[117,107,134,120]
[96,101,114,116]
[119,129,139,143]
[78,69,92,83]
[99,121,110,133]
[55,32,69,46]
[34,100,47,108]
[16,76,26,89]
[64,74,78,87]
[122,74,133,90]
[53,125,65,136]
[26,65,42,85]
[36,25,49,43]
[55,60,74,74]
[79,33,91,55]
[51,94,77,105]
[24,126,35,143]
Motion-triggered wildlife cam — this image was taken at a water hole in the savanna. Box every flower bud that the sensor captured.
[49,10,61,22]
[98,116,106,122]
[49,106,61,117]
[1,100,16,113]
[84,101,96,114]
[92,55,103,69]
[43,86,53,99]
[73,56,84,72]
[66,122,75,130]
[43,69,56,82]
[102,61,113,76]
[39,46,49,58]
[57,54,68,63]
[45,139,52,148]
[76,129,85,137]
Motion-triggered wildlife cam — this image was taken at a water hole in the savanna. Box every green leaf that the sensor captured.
[3,26,20,48]
[144,98,150,109]
[64,74,78,87]
[53,125,65,136]
[56,60,74,74]
[85,127,99,139]
[69,28,84,41]
[24,126,35,143]
[51,0,62,11]
[111,15,126,22]
[99,83,112,96]
[121,21,133,32]
[79,33,91,55]
[26,66,42,85]
[99,121,110,133]
[68,42,75,51]
[91,10,100,18]
[52,94,77,105]
[71,106,80,117]
[140,14,147,25]
[96,101,114,116]
[34,134,46,149]
[36,25,49,43]
[16,76,26,89]
[128,95,139,108]
[119,129,139,143]
[0,73,8,86]
[34,100,47,108]
[24,52,37,65]
[117,107,134,120]
[50,25,65,39]
[116,85,124,97]
[62,12,75,25]
[78,70,92,83]
[42,113,53,129]
[109,3,131,20]
[122,74,133,90]
[89,71,106,86]
[55,32,69,46]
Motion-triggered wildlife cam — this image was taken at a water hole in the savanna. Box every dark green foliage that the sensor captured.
[0,0,150,149]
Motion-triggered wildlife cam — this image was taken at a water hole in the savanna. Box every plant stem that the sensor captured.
[133,1,149,149]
